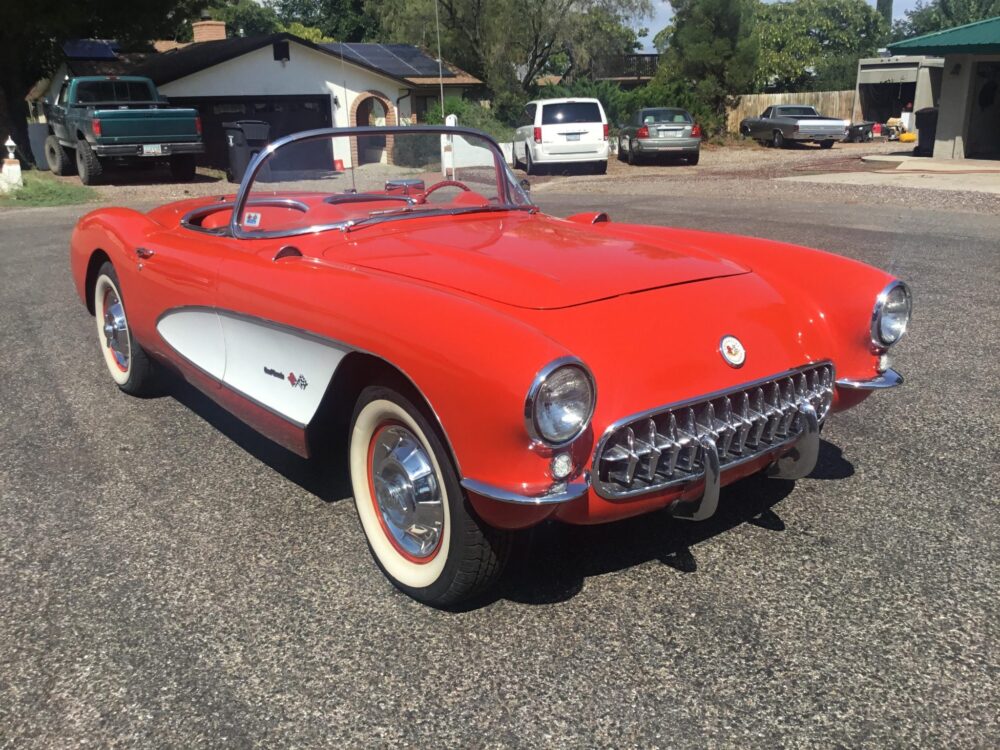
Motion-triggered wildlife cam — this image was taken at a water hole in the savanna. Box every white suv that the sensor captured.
[514,97,609,175]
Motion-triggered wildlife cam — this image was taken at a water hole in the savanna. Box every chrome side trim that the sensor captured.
[461,476,590,506]
[836,368,904,390]
[523,356,597,448]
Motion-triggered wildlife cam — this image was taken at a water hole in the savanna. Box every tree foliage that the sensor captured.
[755,0,887,92]
[274,0,377,41]
[657,0,759,133]
[367,0,650,94]
[892,0,1000,40]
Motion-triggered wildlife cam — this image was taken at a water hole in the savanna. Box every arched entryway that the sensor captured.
[351,90,396,165]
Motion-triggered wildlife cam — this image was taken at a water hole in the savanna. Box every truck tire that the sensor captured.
[76,140,103,185]
[169,154,197,182]
[45,135,75,176]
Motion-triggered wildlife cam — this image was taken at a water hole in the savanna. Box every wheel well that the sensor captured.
[84,250,111,315]
[307,352,457,468]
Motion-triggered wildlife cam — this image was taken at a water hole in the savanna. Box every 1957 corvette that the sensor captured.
[70,126,911,606]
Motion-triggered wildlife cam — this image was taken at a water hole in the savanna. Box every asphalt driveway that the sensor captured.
[0,189,997,747]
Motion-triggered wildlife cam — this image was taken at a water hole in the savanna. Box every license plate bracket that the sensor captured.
[141,144,163,156]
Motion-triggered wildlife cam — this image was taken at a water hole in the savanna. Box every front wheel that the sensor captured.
[45,135,74,176]
[93,262,158,395]
[349,385,510,606]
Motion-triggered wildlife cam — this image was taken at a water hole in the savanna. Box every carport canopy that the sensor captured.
[889,16,1000,55]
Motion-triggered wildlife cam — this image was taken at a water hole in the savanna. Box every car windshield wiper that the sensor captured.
[344,204,535,233]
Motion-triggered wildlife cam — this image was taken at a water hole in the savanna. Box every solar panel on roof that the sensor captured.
[385,45,448,76]
[63,39,120,60]
[320,42,454,78]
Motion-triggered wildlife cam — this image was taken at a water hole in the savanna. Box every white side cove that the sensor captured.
[157,309,348,426]
[156,309,226,380]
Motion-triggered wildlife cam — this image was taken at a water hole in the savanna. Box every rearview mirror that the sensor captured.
[519,178,531,192]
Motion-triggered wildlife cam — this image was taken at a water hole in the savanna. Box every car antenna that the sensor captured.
[338,41,357,194]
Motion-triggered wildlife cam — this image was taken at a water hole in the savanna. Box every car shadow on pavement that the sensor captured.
[92,168,224,187]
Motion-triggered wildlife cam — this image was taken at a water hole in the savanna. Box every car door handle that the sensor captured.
[135,246,155,259]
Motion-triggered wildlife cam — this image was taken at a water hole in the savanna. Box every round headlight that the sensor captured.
[525,359,596,446]
[871,281,912,347]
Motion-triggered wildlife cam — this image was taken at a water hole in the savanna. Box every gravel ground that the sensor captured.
[42,138,1000,216]
[1,166,997,748]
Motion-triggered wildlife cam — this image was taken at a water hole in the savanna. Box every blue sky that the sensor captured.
[636,0,921,50]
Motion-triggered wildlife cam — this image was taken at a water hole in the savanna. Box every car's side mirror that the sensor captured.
[519,178,531,192]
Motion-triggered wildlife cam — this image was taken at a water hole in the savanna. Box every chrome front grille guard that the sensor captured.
[592,364,835,516]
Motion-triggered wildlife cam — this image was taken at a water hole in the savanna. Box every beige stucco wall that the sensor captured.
[934,54,976,159]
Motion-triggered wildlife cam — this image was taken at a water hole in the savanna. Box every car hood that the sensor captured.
[327,213,750,310]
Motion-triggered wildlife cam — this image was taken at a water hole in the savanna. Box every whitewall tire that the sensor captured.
[349,385,509,606]
[93,262,158,395]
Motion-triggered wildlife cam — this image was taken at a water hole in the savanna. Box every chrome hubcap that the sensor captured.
[102,289,129,371]
[370,424,444,559]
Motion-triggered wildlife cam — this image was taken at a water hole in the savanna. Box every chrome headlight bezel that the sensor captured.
[524,357,597,447]
[870,280,912,348]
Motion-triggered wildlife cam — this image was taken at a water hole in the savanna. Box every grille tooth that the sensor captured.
[594,363,835,499]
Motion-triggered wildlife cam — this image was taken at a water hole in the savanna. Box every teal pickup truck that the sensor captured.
[44,76,204,184]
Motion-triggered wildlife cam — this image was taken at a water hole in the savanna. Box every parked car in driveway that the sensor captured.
[70,125,911,606]
[618,107,702,165]
[44,75,204,184]
[514,97,609,174]
[740,105,849,149]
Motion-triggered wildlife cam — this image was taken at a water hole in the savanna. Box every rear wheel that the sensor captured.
[93,262,158,395]
[45,135,74,175]
[593,159,607,175]
[626,139,638,165]
[819,140,834,149]
[76,139,103,185]
[772,130,785,149]
[349,385,510,606]
[686,150,700,166]
[169,154,197,181]
[525,146,536,175]
[617,138,625,161]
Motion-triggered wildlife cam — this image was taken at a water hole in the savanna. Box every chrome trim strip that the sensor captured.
[870,280,911,348]
[836,368,904,390]
[229,125,535,240]
[461,476,590,506]
[523,356,597,448]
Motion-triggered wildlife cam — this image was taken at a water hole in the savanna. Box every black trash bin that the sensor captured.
[914,107,938,156]
[223,120,271,183]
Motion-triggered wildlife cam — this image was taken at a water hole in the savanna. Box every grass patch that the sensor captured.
[0,171,97,208]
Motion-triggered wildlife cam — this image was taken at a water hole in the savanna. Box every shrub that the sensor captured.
[423,97,516,142]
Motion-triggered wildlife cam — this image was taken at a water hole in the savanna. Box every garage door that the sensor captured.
[167,95,333,170]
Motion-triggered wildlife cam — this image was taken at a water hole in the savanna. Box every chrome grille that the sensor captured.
[593,363,834,499]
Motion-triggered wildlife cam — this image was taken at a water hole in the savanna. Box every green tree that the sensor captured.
[892,0,1000,39]
[205,0,281,36]
[755,0,887,92]
[877,0,893,26]
[1,0,207,166]
[659,0,759,133]
[367,0,651,98]
[275,0,377,41]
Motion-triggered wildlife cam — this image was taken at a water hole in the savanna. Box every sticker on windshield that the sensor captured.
[244,212,261,228]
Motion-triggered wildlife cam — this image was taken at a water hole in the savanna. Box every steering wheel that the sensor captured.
[423,180,471,199]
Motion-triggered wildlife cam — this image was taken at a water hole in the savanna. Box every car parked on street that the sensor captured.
[739,105,849,149]
[44,75,204,184]
[513,97,609,174]
[617,107,702,165]
[70,125,911,607]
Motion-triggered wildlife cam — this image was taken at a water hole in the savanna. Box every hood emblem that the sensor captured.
[720,335,746,368]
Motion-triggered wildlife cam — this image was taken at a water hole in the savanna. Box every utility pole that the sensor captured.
[877,0,893,28]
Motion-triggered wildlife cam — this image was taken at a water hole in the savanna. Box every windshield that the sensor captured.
[234,127,532,239]
[76,80,156,104]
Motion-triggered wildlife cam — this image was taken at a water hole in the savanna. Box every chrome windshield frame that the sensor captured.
[229,125,533,240]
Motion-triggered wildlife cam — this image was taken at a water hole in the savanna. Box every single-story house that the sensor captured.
[37,20,482,169]
[889,16,1000,159]
[852,55,943,126]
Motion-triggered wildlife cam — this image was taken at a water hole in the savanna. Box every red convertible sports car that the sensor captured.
[71,126,911,606]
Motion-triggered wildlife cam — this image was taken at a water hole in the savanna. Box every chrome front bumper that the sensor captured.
[836,368,903,389]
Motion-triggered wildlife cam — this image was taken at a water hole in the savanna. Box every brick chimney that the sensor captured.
[192,18,226,43]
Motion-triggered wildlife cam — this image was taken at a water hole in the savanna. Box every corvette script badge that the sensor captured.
[720,335,746,368]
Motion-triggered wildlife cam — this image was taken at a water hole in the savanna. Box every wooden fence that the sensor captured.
[726,90,855,132]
